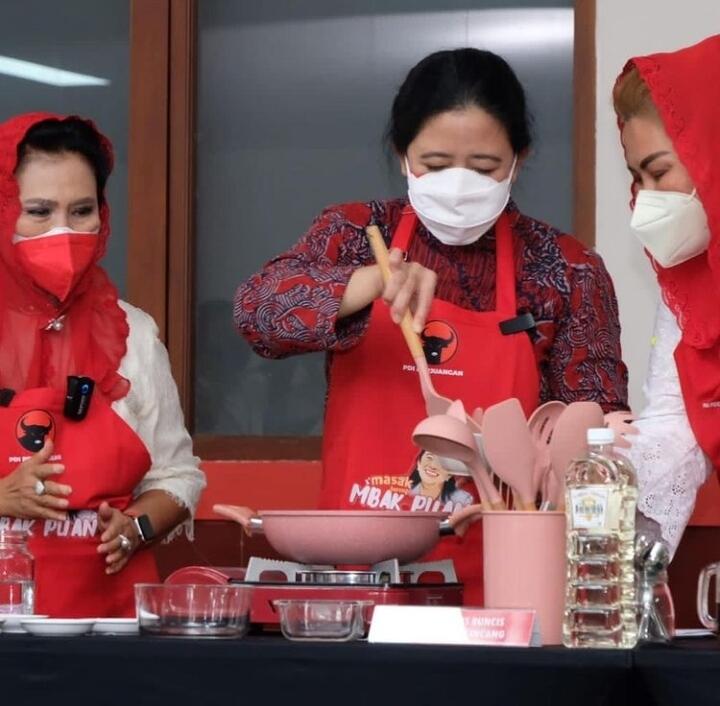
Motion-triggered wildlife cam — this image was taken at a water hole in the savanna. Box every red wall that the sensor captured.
[195,460,322,518]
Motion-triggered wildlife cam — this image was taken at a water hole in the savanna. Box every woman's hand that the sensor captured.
[382,248,437,333]
[97,502,139,575]
[338,248,437,334]
[447,503,484,538]
[605,411,640,449]
[0,440,70,521]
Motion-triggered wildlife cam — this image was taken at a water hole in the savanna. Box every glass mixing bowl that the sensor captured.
[135,583,252,638]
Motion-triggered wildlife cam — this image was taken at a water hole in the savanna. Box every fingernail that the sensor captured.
[59,500,69,508]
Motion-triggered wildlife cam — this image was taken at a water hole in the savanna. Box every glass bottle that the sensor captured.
[0,528,35,614]
[563,427,638,648]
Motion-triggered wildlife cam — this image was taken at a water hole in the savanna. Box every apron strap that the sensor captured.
[494,212,518,317]
[390,206,417,253]
[391,206,517,317]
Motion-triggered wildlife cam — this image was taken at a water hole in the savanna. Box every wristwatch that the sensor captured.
[129,513,155,543]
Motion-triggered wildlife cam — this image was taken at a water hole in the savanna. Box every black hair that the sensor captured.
[387,48,532,156]
[409,451,457,503]
[16,117,111,204]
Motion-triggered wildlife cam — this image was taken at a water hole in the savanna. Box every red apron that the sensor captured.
[320,208,540,604]
[0,387,159,617]
[674,343,720,473]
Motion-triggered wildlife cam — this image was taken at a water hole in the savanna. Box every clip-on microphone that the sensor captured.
[64,376,94,421]
[499,311,537,336]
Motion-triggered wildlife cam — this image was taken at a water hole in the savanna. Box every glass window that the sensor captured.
[195,1,574,436]
[0,0,130,294]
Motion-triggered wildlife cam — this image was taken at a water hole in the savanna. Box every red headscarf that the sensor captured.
[616,35,720,472]
[0,112,129,400]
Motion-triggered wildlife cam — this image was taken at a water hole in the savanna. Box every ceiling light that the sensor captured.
[0,55,109,87]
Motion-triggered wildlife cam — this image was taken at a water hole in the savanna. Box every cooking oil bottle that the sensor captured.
[563,427,638,648]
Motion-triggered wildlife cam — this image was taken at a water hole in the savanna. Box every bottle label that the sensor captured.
[569,487,609,530]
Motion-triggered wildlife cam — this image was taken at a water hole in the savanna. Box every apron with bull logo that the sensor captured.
[0,386,158,617]
[320,207,540,605]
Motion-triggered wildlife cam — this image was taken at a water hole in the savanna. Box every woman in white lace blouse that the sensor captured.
[0,112,205,617]
[612,36,720,557]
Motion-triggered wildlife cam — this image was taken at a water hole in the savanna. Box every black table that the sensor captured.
[0,633,717,706]
[633,639,720,706]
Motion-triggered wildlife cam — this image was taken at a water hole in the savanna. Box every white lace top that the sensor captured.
[112,301,205,539]
[627,299,711,557]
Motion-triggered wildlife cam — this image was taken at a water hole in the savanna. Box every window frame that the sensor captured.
[128,0,596,461]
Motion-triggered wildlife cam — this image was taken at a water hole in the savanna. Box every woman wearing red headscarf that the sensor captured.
[0,113,205,617]
[612,35,720,557]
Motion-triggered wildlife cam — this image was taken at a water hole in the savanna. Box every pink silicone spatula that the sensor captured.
[548,401,605,510]
[527,401,567,500]
[481,398,538,511]
[412,400,505,510]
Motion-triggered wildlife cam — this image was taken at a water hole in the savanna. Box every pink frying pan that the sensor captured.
[212,505,483,565]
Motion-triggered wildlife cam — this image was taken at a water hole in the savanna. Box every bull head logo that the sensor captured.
[421,321,459,365]
[16,411,55,453]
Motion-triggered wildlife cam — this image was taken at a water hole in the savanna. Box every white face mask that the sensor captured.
[406,157,516,246]
[630,189,710,268]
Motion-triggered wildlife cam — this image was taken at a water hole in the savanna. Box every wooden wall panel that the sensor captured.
[128,0,170,336]
[167,0,197,418]
[573,0,596,247]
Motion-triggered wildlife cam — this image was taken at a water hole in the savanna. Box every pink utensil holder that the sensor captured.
[483,510,566,645]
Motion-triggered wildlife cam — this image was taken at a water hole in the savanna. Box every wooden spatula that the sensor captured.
[366,225,452,416]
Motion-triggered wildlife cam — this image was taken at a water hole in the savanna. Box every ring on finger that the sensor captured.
[118,534,132,553]
[34,480,45,496]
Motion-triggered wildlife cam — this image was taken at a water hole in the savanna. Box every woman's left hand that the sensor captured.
[447,503,484,537]
[96,501,139,574]
[604,411,639,449]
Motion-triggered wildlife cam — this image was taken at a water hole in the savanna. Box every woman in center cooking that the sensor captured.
[228,48,628,604]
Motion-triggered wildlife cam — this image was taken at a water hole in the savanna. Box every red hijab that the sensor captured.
[617,35,720,471]
[0,112,129,400]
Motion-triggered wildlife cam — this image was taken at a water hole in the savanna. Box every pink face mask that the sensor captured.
[13,227,99,302]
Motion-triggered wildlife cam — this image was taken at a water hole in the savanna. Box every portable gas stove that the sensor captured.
[166,558,463,627]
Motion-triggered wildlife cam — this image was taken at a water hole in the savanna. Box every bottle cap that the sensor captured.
[587,427,615,445]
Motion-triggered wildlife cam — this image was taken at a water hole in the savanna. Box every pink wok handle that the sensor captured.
[213,504,263,536]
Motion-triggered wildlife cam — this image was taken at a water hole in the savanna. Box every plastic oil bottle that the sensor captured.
[563,427,638,648]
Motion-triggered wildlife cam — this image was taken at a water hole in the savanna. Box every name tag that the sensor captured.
[368,605,540,647]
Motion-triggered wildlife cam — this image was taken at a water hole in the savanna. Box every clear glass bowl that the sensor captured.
[135,584,252,638]
[272,599,373,642]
